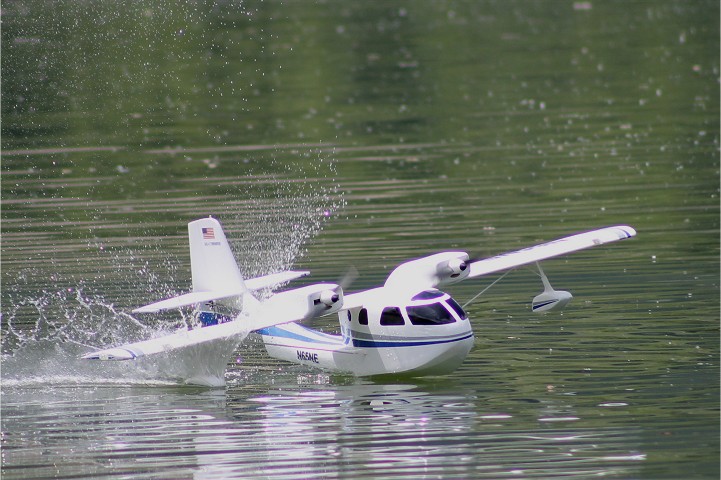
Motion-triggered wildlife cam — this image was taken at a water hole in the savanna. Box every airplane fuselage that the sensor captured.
[257,289,475,376]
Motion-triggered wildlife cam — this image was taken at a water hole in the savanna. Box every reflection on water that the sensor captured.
[2,381,646,480]
[2,0,718,478]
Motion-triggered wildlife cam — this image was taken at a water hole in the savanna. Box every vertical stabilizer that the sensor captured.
[188,217,246,294]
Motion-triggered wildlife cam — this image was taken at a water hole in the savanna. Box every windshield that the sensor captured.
[406,302,456,325]
[445,298,467,320]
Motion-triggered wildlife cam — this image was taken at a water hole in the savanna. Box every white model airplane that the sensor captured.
[82,217,636,377]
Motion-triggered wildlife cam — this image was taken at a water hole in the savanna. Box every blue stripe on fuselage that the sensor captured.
[255,325,340,345]
[351,332,474,348]
[257,325,473,349]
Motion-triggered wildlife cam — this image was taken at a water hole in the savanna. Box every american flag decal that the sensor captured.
[202,227,215,240]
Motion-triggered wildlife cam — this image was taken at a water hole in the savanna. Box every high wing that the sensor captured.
[81,319,249,360]
[467,225,636,278]
[380,225,636,296]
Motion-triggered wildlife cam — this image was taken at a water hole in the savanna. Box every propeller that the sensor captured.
[339,266,359,291]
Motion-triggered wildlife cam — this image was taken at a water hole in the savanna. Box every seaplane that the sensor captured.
[82,217,636,379]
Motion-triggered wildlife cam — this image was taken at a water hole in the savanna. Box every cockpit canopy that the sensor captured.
[406,302,457,325]
[374,290,467,326]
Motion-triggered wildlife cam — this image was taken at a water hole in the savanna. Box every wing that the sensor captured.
[81,320,248,360]
[382,225,636,295]
[468,225,636,278]
[83,282,343,361]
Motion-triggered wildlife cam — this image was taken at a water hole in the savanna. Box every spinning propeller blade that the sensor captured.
[339,266,359,290]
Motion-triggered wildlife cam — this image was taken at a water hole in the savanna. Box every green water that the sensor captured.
[2,1,718,478]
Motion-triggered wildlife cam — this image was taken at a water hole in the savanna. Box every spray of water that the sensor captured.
[1,274,247,387]
[2,149,344,387]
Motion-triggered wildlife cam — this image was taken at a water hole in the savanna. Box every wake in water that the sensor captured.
[2,150,344,388]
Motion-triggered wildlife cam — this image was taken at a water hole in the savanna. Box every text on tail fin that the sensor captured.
[188,217,246,294]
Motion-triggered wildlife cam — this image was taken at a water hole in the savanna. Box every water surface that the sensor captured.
[2,1,718,478]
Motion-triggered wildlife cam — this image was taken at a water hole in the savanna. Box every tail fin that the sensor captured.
[132,217,309,314]
[188,217,246,294]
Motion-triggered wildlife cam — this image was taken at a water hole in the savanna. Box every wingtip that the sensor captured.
[618,225,637,238]
[81,348,137,361]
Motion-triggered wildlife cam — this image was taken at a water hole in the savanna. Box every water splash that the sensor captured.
[1,287,243,387]
[2,153,345,387]
[224,145,345,278]
[1,287,153,355]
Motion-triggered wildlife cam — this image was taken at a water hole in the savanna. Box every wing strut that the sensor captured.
[462,269,512,308]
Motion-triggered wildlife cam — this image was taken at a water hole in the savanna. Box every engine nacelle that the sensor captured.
[306,284,344,318]
[435,255,471,285]
[440,257,469,278]
[317,289,341,307]
[261,283,344,324]
[384,252,471,296]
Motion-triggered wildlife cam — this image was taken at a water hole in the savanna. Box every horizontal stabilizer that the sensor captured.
[244,270,310,291]
[132,290,240,313]
[132,271,309,313]
[469,225,636,278]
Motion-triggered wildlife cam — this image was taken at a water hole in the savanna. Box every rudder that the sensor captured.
[188,217,246,294]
